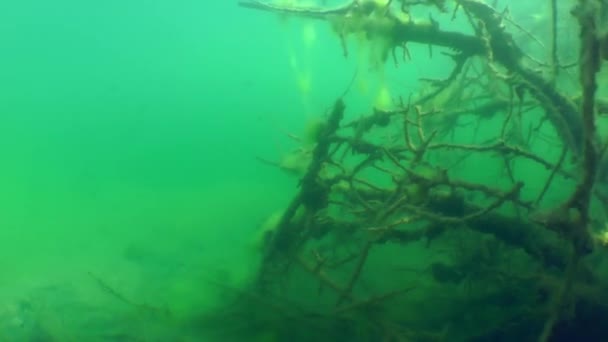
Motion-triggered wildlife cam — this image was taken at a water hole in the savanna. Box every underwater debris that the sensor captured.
[223,0,608,341]
[88,272,171,319]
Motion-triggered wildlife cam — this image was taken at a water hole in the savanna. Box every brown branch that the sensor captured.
[333,285,417,315]
[238,0,355,18]
[425,140,558,171]
[538,3,601,340]
[257,99,347,286]
[336,241,373,306]
[535,145,568,206]
[296,253,352,300]
[403,181,523,224]
[549,0,559,84]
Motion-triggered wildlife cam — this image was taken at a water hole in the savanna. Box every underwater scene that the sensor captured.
[3,0,608,341]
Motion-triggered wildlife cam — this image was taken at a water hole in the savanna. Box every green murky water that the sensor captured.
[1,1,608,341]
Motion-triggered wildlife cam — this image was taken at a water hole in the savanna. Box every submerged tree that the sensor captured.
[203,1,608,341]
